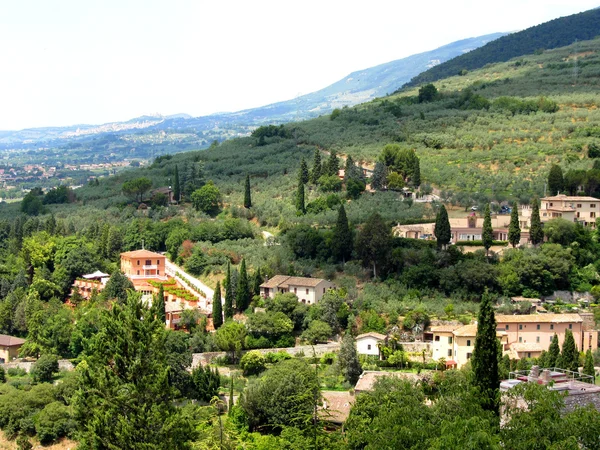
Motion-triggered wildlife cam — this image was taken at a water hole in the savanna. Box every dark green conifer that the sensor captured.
[558,329,579,372]
[311,148,322,184]
[508,202,521,248]
[583,349,595,380]
[471,291,500,415]
[332,204,353,263]
[547,164,564,196]
[482,204,493,255]
[326,150,340,177]
[370,162,387,191]
[547,334,560,368]
[252,268,262,297]
[530,198,544,246]
[295,179,306,215]
[338,331,362,385]
[434,205,451,249]
[299,158,309,185]
[212,281,223,329]
[224,264,234,319]
[153,284,166,324]
[173,165,180,203]
[236,259,250,312]
[244,174,252,208]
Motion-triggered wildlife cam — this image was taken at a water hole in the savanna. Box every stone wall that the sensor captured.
[1,359,74,373]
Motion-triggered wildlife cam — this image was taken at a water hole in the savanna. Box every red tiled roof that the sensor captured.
[120,250,165,259]
[0,335,25,347]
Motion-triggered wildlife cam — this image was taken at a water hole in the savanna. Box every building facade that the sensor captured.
[260,275,336,305]
[355,332,386,357]
[120,249,168,280]
[0,335,25,363]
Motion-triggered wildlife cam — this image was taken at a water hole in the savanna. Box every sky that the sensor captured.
[0,1,598,130]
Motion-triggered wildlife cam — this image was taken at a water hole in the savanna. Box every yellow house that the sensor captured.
[0,335,25,363]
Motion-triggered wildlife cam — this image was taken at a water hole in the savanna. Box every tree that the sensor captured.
[122,177,152,203]
[31,354,59,383]
[547,334,560,368]
[370,161,387,191]
[153,284,166,324]
[326,150,340,177]
[339,331,362,385]
[240,350,267,376]
[244,174,252,208]
[214,320,247,363]
[236,259,251,312]
[300,320,332,344]
[164,331,193,398]
[191,365,220,402]
[332,204,353,263]
[434,205,451,249]
[173,165,181,203]
[299,158,309,184]
[418,83,438,103]
[191,181,221,215]
[482,204,493,255]
[557,329,579,372]
[295,179,306,215]
[252,268,262,297]
[102,269,134,303]
[548,164,564,196]
[471,291,500,415]
[355,213,391,278]
[529,198,544,246]
[212,281,223,330]
[74,293,195,448]
[583,349,595,380]
[224,263,234,319]
[346,178,366,199]
[311,148,322,184]
[508,202,521,248]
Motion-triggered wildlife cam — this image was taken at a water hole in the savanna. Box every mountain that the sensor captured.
[404,7,600,88]
[0,33,504,147]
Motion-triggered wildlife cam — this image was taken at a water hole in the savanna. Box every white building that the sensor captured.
[355,332,386,357]
[260,275,336,305]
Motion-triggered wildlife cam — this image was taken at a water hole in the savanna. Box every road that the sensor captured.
[165,259,214,310]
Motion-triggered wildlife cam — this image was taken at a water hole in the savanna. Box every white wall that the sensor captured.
[356,336,381,356]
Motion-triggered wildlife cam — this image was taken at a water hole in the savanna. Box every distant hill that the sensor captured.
[404,7,600,88]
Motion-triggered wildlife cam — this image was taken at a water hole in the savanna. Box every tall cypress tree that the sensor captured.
[344,155,355,182]
[153,284,166,324]
[244,174,252,208]
[332,204,353,263]
[252,268,262,297]
[471,291,500,416]
[236,259,250,312]
[173,165,180,203]
[224,263,234,319]
[212,281,223,329]
[295,179,306,215]
[547,164,564,195]
[530,198,543,246]
[508,202,521,248]
[547,334,560,368]
[338,331,362,385]
[299,158,309,185]
[311,148,322,184]
[327,150,340,177]
[482,204,493,256]
[583,349,595,380]
[558,329,579,372]
[434,205,451,249]
[370,162,387,191]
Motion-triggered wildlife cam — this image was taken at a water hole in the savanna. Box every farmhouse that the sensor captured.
[260,275,336,305]
[355,332,386,357]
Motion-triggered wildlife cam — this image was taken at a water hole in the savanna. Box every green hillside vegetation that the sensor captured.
[405,7,600,87]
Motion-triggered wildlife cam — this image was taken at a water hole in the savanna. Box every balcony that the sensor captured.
[143,265,158,270]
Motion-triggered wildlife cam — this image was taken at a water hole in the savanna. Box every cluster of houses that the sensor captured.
[393,194,600,245]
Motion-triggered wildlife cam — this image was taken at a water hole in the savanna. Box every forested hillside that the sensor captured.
[405,7,600,87]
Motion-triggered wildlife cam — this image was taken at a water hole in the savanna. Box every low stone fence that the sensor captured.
[192,343,341,368]
[1,359,74,373]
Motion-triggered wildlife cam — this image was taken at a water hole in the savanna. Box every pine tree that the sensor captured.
[295,179,306,215]
[326,150,340,177]
[311,148,322,184]
[236,259,251,312]
[224,264,234,319]
[252,268,262,297]
[370,161,387,191]
[338,331,362,385]
[482,204,493,256]
[547,334,560,368]
[228,375,235,415]
[583,349,595,380]
[106,226,122,260]
[244,174,252,208]
[508,202,521,248]
[173,165,181,203]
[212,281,223,329]
[471,291,500,415]
[530,198,544,246]
[548,164,564,195]
[558,329,579,372]
[299,158,309,185]
[332,204,353,263]
[434,205,451,249]
[344,155,355,182]
[153,284,166,324]
[411,155,421,187]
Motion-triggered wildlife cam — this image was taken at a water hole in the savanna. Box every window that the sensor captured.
[157,270,159,275]
[157,259,160,264]
[536,336,540,343]
[434,336,440,342]
[323,288,326,293]
[505,325,509,330]
[448,337,453,344]
[447,349,452,357]
[550,324,554,330]
[137,270,140,275]
[467,340,471,347]
[467,352,472,360]
[592,212,597,219]
[537,324,540,330]
[367,344,371,350]
[145,260,151,265]
[549,203,553,207]
[306,289,309,295]
[519,324,523,330]
[137,260,140,265]
[527,352,531,358]
[569,324,572,330]
[519,337,523,343]
[592,204,597,208]
[294,288,297,294]
[577,204,582,208]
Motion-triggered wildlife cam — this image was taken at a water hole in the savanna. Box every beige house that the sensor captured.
[355,332,386,357]
[120,249,167,280]
[521,194,600,228]
[260,275,336,305]
[0,335,25,363]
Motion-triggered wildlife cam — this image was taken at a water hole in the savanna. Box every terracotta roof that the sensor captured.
[496,314,583,324]
[260,275,330,289]
[510,343,545,353]
[120,249,165,259]
[356,332,386,341]
[453,324,478,337]
[430,325,461,333]
[0,335,25,347]
[260,275,292,289]
[354,371,420,392]
[320,391,355,423]
[542,194,599,201]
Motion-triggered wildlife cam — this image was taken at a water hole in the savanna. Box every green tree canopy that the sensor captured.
[508,202,521,248]
[122,177,152,203]
[434,205,451,249]
[548,164,564,196]
[191,181,221,215]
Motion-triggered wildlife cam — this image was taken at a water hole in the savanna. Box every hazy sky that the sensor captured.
[0,1,598,130]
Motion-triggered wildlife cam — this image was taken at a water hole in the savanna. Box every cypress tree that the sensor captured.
[228,375,235,415]
[224,263,234,319]
[173,165,180,203]
[583,349,595,380]
[327,150,340,177]
[530,198,543,246]
[558,329,579,372]
[236,259,250,312]
[344,155,355,182]
[244,174,252,208]
[471,291,500,415]
[411,155,421,187]
[299,158,309,185]
[311,148,322,184]
[434,205,451,249]
[154,284,166,324]
[547,334,560,368]
[252,268,262,297]
[482,204,493,256]
[338,331,362,385]
[212,281,223,329]
[508,202,521,248]
[547,164,564,196]
[295,179,306,215]
[370,161,387,191]
[332,204,353,263]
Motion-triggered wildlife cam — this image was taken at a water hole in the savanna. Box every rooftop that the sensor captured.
[354,370,421,392]
[260,275,330,289]
[542,194,600,202]
[121,249,165,259]
[0,335,26,347]
[320,391,355,424]
[496,313,583,324]
[356,332,386,341]
[430,325,461,333]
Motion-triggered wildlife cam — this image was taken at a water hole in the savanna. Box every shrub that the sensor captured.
[264,351,292,364]
[0,367,5,383]
[320,353,337,365]
[34,401,74,444]
[7,368,27,377]
[31,355,59,383]
[240,351,267,376]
